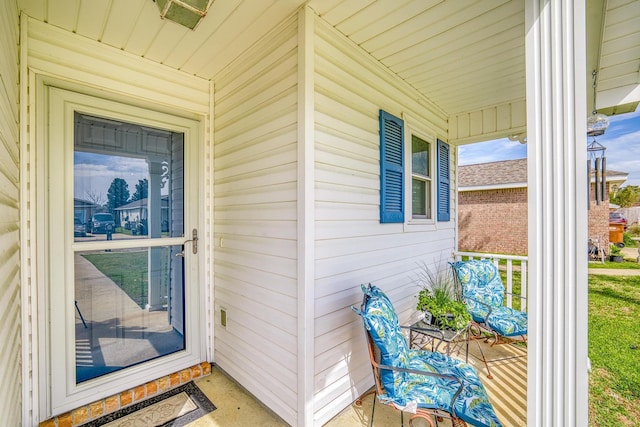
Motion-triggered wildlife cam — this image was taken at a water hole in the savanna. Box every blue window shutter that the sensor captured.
[379,110,404,223]
[437,139,450,222]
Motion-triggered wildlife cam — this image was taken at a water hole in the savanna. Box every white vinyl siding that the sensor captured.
[0,1,21,425]
[212,14,299,426]
[312,16,456,425]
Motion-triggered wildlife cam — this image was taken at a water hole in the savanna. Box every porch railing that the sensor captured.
[453,251,529,313]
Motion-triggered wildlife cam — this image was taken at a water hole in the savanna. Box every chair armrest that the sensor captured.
[462,295,494,319]
[372,359,464,412]
[505,291,527,301]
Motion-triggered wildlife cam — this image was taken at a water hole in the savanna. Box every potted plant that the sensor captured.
[415,261,471,330]
[609,244,623,262]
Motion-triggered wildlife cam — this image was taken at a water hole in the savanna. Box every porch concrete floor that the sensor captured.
[190,339,527,427]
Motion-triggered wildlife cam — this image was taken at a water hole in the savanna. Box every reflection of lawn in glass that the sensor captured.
[82,251,148,308]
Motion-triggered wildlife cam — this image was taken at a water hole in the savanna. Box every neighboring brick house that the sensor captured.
[458,158,628,255]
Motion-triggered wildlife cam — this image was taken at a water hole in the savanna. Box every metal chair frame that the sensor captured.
[354,287,468,427]
[451,261,527,379]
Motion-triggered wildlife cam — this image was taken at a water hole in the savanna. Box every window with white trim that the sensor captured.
[379,109,450,224]
[411,134,432,219]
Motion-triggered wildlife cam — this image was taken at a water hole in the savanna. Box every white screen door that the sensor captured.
[43,87,204,417]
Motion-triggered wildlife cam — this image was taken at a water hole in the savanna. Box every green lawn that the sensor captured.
[588,274,640,426]
[492,261,639,425]
[588,260,640,269]
[82,251,149,308]
[497,268,524,312]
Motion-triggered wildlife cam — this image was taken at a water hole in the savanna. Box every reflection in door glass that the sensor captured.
[75,246,185,383]
[73,113,184,242]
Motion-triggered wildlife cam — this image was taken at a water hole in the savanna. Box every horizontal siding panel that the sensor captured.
[314,331,368,381]
[216,83,298,134]
[215,124,297,164]
[316,162,377,192]
[315,133,377,168]
[316,201,378,221]
[316,182,378,206]
[0,161,19,203]
[215,245,297,277]
[215,201,297,221]
[215,220,297,241]
[0,0,18,113]
[27,18,210,114]
[315,126,378,160]
[0,2,20,426]
[215,143,297,183]
[315,111,377,148]
[0,89,19,160]
[215,286,297,348]
[215,164,297,193]
[215,183,297,208]
[315,229,447,262]
[213,13,298,426]
[215,109,297,153]
[312,16,458,423]
[313,372,372,425]
[215,43,298,110]
[215,286,297,358]
[214,348,297,426]
[313,359,370,413]
[213,338,296,399]
[215,324,297,386]
[215,262,297,301]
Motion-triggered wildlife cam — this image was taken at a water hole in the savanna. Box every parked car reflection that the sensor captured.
[74,218,87,237]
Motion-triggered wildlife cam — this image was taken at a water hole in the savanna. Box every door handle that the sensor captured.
[183,228,198,254]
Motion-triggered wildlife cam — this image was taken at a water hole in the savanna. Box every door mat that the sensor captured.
[84,382,216,427]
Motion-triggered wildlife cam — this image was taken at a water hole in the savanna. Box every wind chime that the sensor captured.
[587,70,610,207]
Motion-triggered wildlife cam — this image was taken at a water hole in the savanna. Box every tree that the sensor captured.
[611,185,640,208]
[84,189,106,207]
[131,178,148,202]
[107,178,130,216]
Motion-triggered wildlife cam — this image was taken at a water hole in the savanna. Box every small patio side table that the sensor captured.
[408,320,471,362]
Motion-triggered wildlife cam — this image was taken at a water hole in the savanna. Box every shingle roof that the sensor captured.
[459,159,527,188]
[459,158,627,189]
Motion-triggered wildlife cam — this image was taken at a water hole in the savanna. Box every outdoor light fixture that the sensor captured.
[154,0,214,30]
[587,70,608,206]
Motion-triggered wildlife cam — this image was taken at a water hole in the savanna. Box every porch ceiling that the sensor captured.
[17,0,640,118]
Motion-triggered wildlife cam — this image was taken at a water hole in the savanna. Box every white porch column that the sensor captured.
[148,160,165,311]
[525,1,589,426]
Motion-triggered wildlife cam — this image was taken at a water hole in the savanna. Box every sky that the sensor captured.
[459,108,640,187]
[74,152,150,203]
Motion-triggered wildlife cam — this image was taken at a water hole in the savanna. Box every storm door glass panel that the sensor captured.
[73,113,186,384]
[74,113,184,242]
[74,246,185,383]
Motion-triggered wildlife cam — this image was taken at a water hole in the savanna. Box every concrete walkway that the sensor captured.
[588,246,640,275]
[588,268,640,275]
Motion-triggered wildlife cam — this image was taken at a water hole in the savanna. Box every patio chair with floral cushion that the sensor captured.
[451,259,528,378]
[352,283,502,427]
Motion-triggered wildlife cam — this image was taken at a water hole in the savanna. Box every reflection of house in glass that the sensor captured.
[74,198,100,225]
[115,196,169,234]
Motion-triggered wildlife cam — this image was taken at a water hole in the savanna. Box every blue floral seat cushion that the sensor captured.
[452,260,527,337]
[356,284,502,427]
[487,306,528,337]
